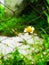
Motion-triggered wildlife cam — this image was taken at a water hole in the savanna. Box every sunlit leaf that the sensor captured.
[47,16,49,24]
[46,0,49,4]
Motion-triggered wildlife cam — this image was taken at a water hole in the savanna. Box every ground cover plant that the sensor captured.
[0,0,49,65]
[0,33,49,65]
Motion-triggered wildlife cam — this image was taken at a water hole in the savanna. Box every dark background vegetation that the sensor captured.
[0,0,49,36]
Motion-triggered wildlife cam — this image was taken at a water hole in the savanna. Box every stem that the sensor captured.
[43,11,48,17]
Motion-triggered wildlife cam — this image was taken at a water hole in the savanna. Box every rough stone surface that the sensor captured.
[0,33,43,56]
[4,0,26,16]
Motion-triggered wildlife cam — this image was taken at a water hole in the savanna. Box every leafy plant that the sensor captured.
[46,0,49,4]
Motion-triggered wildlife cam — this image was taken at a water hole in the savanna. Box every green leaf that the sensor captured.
[37,60,45,65]
[46,0,49,4]
[47,16,49,24]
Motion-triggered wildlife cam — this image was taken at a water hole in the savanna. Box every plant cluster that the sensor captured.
[0,0,49,36]
[0,34,49,65]
[0,0,49,65]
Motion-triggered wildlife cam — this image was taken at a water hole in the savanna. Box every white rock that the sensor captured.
[1,38,16,49]
[0,33,43,56]
[11,37,23,42]
[0,36,7,41]
[0,44,13,55]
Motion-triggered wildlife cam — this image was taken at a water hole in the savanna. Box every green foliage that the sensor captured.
[46,0,49,4]
[0,11,48,36]
[0,1,49,64]
[0,4,4,15]
[47,16,49,24]
[0,0,49,36]
[0,49,24,65]
[0,4,5,20]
